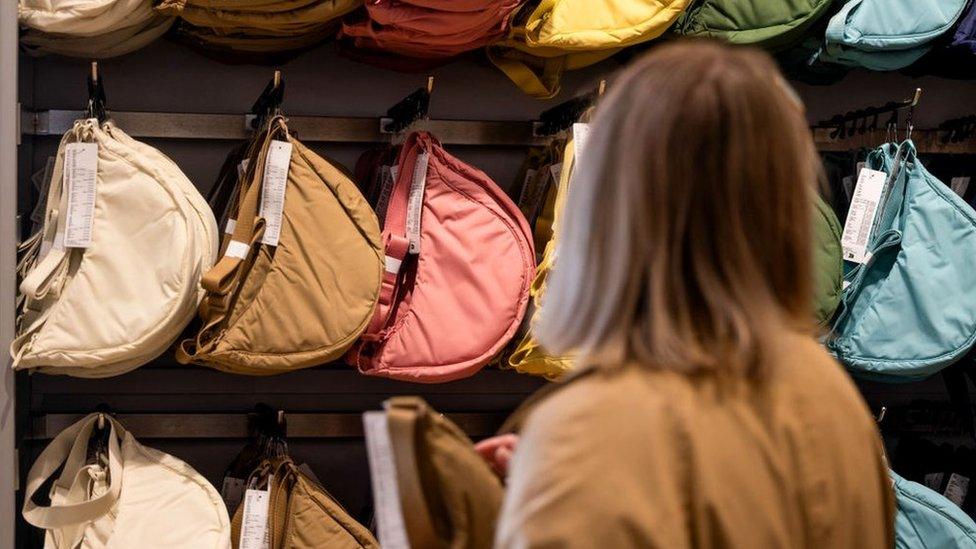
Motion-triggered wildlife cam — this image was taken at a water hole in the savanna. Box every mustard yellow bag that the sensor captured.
[506,138,577,379]
[488,0,691,98]
[178,118,383,375]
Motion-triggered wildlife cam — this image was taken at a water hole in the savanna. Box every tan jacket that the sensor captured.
[495,331,894,549]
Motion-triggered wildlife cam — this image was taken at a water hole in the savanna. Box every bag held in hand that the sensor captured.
[363,397,504,549]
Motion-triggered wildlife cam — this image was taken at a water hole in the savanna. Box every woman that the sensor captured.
[485,41,894,548]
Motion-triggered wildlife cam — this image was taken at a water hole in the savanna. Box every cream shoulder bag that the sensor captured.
[11,119,218,377]
[23,414,231,548]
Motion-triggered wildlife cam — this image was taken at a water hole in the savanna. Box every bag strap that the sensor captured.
[200,120,283,295]
[268,460,299,549]
[386,397,442,549]
[22,414,124,529]
[358,134,427,344]
[487,47,564,99]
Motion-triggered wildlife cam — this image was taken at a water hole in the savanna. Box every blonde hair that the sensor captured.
[537,41,819,375]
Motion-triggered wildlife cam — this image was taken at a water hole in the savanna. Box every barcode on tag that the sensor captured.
[572,123,591,168]
[944,473,970,507]
[841,168,887,264]
[376,166,396,225]
[406,152,429,254]
[63,143,98,248]
[951,177,971,198]
[220,476,246,510]
[259,140,292,247]
[239,488,270,549]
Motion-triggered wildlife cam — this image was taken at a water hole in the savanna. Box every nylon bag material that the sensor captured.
[828,141,976,381]
[378,397,504,549]
[892,471,976,548]
[178,118,383,375]
[339,0,522,63]
[23,414,230,549]
[230,458,379,549]
[19,0,156,37]
[813,194,844,326]
[11,119,218,377]
[674,0,836,50]
[488,0,691,98]
[347,132,534,383]
[819,0,970,70]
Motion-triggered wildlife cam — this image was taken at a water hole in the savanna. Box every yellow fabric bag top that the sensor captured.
[489,0,691,98]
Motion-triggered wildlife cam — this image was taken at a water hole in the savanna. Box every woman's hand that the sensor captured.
[475,434,519,478]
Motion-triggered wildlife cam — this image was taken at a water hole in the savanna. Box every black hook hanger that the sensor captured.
[249,70,284,131]
[86,61,108,123]
[380,76,434,135]
[533,80,607,137]
[938,114,976,144]
[816,88,923,142]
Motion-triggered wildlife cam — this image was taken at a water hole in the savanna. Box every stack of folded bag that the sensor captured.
[18,0,173,58]
[157,0,362,63]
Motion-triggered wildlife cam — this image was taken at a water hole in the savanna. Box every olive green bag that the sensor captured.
[813,194,844,326]
[674,0,838,50]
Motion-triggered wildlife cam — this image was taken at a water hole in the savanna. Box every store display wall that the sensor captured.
[11,34,976,548]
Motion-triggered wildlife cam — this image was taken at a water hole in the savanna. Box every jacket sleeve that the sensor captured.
[493,379,690,549]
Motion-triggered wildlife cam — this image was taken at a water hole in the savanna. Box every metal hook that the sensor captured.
[97,413,105,430]
[876,406,887,424]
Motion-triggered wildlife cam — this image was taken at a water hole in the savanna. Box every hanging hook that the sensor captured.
[876,406,887,424]
[97,413,105,430]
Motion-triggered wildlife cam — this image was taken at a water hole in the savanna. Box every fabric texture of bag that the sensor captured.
[11,119,218,377]
[906,0,976,78]
[20,13,173,58]
[828,141,976,381]
[813,194,844,326]
[367,397,504,549]
[230,458,379,549]
[23,413,230,549]
[19,0,171,57]
[818,0,970,70]
[674,0,836,50]
[488,0,691,98]
[339,0,522,69]
[892,470,976,547]
[347,131,534,383]
[178,117,383,375]
[157,0,357,61]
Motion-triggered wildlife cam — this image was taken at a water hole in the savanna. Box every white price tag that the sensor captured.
[951,177,971,198]
[220,476,246,511]
[63,143,98,248]
[406,152,429,254]
[363,412,410,549]
[549,162,563,185]
[237,158,250,180]
[925,473,945,491]
[572,123,591,167]
[944,473,970,507]
[841,168,887,264]
[239,488,270,549]
[224,218,237,235]
[258,140,292,247]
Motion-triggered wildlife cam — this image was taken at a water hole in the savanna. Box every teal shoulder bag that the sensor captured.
[828,141,976,381]
[892,471,976,548]
[819,0,969,70]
